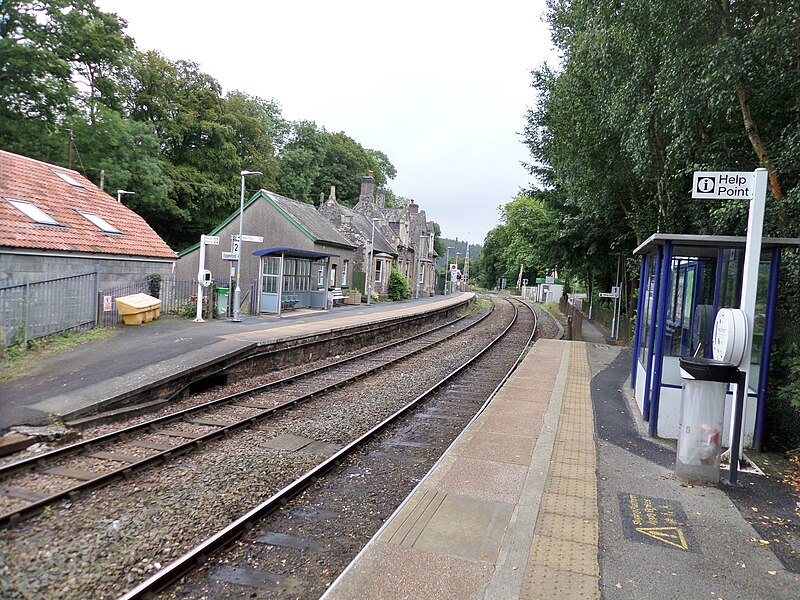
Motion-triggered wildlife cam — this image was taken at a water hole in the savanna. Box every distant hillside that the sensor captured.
[437,238,481,267]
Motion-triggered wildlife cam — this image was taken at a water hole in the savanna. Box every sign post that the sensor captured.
[692,169,767,470]
[195,234,219,322]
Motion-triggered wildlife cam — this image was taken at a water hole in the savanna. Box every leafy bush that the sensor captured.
[147,274,162,298]
[388,266,411,301]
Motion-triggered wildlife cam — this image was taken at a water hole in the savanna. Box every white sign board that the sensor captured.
[221,251,239,261]
[599,292,618,298]
[692,171,755,200]
[232,234,264,243]
[449,263,458,271]
[451,271,458,283]
[203,235,220,245]
[103,295,112,312]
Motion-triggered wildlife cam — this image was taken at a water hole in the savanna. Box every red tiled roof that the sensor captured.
[0,150,176,258]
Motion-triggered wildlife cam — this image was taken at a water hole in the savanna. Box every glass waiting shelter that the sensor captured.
[254,247,338,316]
[631,233,800,450]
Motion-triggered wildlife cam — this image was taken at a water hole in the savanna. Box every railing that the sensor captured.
[0,272,99,349]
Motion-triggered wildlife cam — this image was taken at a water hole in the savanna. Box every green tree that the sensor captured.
[0,0,132,163]
[388,265,411,301]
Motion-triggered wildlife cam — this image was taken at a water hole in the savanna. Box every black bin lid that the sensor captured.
[679,357,738,383]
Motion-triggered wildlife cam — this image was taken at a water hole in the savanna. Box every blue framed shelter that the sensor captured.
[253,247,339,316]
[631,233,800,450]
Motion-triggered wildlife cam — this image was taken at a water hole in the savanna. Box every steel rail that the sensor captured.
[0,303,494,527]
[118,298,534,600]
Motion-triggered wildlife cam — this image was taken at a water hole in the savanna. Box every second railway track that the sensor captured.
[0,297,544,600]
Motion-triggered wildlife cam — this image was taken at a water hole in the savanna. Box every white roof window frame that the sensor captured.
[51,169,84,188]
[78,210,122,234]
[6,198,61,226]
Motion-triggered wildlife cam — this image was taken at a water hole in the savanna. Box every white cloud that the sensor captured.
[98,0,555,243]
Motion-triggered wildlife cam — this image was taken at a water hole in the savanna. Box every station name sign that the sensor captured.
[692,171,755,200]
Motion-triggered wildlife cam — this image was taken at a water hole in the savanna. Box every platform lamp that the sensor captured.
[445,246,453,294]
[232,170,262,322]
[116,189,134,203]
[367,217,380,306]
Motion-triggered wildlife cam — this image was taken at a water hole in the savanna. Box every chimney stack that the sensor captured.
[329,185,337,203]
[319,191,325,208]
[376,187,386,208]
[408,199,419,214]
[360,171,375,203]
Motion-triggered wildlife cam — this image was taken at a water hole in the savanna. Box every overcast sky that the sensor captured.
[96,1,556,245]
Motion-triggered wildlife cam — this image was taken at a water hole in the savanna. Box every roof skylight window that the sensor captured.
[6,198,60,225]
[78,211,121,234]
[51,169,84,188]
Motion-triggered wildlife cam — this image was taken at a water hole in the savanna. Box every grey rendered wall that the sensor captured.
[1,252,174,289]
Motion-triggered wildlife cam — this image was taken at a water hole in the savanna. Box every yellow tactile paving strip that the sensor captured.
[520,342,601,599]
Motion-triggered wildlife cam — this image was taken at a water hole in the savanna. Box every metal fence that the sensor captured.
[2,272,252,350]
[0,271,99,349]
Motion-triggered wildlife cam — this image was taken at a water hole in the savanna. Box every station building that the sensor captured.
[176,173,440,314]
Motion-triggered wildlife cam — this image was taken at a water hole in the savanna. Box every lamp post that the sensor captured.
[232,170,262,322]
[445,246,453,294]
[455,252,460,292]
[367,218,380,305]
[116,189,134,203]
[464,240,469,288]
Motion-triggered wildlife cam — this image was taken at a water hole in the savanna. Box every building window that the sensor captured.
[329,264,337,287]
[261,256,280,294]
[296,259,310,292]
[374,260,382,283]
[342,260,349,286]
[78,211,121,234]
[6,198,60,226]
[314,260,326,289]
[418,263,424,283]
[50,169,84,188]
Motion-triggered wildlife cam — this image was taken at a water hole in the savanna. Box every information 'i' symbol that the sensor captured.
[696,176,715,194]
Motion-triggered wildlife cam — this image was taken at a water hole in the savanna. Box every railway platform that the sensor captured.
[323,322,799,600]
[0,292,473,432]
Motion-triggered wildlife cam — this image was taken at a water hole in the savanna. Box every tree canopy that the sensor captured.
[480,0,800,446]
[0,0,398,249]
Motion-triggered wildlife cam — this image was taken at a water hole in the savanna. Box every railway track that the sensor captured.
[0,302,491,527]
[121,297,536,599]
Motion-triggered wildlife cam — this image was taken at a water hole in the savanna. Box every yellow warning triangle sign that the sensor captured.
[635,527,689,550]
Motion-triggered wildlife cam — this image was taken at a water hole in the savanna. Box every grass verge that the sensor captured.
[1,327,115,382]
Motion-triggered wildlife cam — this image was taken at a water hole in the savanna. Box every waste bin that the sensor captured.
[215,287,229,318]
[676,357,738,484]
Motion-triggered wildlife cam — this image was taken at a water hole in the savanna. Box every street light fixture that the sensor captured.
[116,189,134,203]
[367,218,380,306]
[232,170,262,322]
[445,246,453,294]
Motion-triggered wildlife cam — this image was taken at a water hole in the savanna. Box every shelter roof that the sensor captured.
[634,233,800,257]
[252,247,339,259]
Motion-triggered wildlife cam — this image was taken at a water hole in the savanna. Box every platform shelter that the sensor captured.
[252,247,339,315]
[631,233,800,449]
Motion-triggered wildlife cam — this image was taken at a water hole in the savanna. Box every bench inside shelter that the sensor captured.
[281,294,299,310]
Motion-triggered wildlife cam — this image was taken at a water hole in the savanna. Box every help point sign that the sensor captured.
[692,171,755,200]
